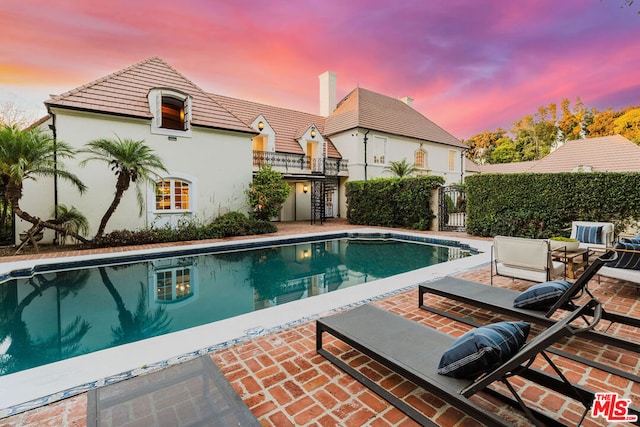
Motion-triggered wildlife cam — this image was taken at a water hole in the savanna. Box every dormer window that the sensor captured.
[149,88,192,137]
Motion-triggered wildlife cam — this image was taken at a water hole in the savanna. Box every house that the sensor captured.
[19,57,465,241]
[477,135,640,174]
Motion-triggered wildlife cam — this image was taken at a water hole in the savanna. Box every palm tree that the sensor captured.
[0,124,89,251]
[53,204,90,244]
[383,158,418,177]
[0,270,91,375]
[81,136,168,239]
[98,267,171,346]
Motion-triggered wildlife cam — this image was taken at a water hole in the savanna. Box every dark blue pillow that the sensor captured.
[513,280,572,310]
[437,321,530,379]
[621,237,640,245]
[607,242,640,270]
[575,225,603,244]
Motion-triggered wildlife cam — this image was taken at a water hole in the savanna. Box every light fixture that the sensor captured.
[303,184,308,193]
[257,121,264,131]
[303,250,310,258]
[310,127,317,138]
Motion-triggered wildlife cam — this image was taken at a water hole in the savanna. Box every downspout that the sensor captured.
[48,110,59,244]
[363,129,369,181]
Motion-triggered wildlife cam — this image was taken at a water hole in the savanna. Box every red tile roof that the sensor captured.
[45,57,254,134]
[530,135,640,172]
[478,135,640,174]
[478,161,538,174]
[325,87,465,148]
[209,94,341,158]
[44,57,464,157]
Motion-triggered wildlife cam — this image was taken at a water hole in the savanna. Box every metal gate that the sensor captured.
[311,179,325,225]
[438,185,466,232]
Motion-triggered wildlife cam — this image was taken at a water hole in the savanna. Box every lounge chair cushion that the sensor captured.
[513,280,572,310]
[607,242,640,270]
[621,237,640,245]
[575,225,603,245]
[437,321,530,379]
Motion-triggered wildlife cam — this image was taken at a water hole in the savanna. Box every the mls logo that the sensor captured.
[591,392,638,423]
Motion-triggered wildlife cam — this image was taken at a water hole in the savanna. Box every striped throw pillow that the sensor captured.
[575,225,603,244]
[607,242,640,270]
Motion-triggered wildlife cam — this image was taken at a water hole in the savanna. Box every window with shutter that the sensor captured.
[148,88,192,137]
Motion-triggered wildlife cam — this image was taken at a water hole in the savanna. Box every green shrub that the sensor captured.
[92,212,277,248]
[466,172,640,238]
[550,236,578,242]
[247,165,290,221]
[346,176,444,229]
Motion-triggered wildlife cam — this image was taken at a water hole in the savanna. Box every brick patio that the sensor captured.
[1,221,639,426]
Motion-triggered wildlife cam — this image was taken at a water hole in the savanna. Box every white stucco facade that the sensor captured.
[19,108,253,241]
[328,129,465,217]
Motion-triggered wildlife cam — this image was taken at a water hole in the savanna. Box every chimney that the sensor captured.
[400,96,414,107]
[319,71,337,117]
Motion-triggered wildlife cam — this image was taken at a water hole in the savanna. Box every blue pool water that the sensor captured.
[0,234,471,376]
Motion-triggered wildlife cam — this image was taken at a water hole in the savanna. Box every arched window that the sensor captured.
[156,267,192,303]
[156,179,190,211]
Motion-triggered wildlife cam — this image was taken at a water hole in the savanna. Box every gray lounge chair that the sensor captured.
[317,299,637,426]
[418,250,640,382]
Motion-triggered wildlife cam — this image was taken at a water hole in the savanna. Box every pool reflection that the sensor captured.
[0,238,468,376]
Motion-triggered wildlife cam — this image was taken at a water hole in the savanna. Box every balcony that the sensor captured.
[253,151,348,176]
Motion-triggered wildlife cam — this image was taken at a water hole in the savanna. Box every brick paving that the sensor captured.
[1,221,639,426]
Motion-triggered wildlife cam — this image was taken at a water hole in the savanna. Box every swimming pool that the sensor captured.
[0,233,471,377]
[0,228,490,415]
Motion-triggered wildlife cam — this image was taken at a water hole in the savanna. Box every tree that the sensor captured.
[464,129,507,164]
[247,164,290,221]
[53,205,89,244]
[508,102,559,162]
[0,124,89,252]
[587,108,620,137]
[613,107,640,143]
[81,136,168,239]
[0,100,38,129]
[490,137,520,163]
[558,98,584,142]
[383,158,418,177]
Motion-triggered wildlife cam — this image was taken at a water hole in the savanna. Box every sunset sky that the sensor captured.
[1,0,638,139]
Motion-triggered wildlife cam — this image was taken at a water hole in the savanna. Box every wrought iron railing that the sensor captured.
[253,151,348,175]
[323,158,349,175]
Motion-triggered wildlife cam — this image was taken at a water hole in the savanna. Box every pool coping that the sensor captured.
[0,228,492,418]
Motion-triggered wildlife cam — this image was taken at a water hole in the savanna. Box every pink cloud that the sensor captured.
[1,0,638,138]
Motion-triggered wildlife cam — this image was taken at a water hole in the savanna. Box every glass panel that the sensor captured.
[156,271,172,301]
[156,180,171,210]
[415,150,424,169]
[161,96,185,130]
[174,181,189,209]
[175,268,191,300]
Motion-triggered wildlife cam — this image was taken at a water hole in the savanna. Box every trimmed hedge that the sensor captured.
[466,172,640,238]
[346,176,444,230]
[92,211,277,248]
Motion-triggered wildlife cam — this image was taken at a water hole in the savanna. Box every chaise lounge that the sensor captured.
[418,251,640,382]
[317,299,638,426]
[597,237,640,287]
